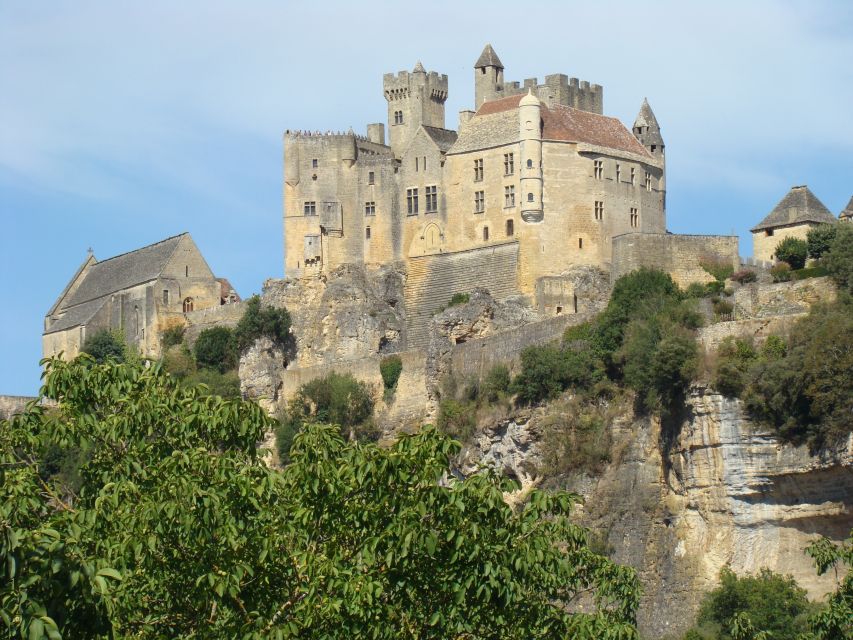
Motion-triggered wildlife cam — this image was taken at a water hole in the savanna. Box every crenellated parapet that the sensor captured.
[383,63,449,155]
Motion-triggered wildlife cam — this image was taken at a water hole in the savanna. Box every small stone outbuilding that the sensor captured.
[43,233,233,361]
[751,185,837,263]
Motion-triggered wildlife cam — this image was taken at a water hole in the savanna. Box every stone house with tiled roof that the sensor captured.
[43,233,230,361]
[751,186,838,263]
[283,45,737,336]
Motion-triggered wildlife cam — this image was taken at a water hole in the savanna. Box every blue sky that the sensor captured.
[1,0,851,396]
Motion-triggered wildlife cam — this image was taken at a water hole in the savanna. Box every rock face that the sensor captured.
[463,386,853,639]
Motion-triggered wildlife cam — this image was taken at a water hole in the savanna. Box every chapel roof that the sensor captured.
[449,94,650,157]
[751,186,837,232]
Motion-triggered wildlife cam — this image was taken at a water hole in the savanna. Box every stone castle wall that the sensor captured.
[752,223,812,263]
[611,233,739,288]
[183,301,246,346]
[0,395,37,421]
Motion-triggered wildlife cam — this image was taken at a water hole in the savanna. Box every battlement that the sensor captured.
[383,70,449,103]
[285,129,371,143]
[501,74,603,113]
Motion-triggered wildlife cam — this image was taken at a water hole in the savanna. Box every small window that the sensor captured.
[364,201,376,216]
[415,157,419,172]
[556,306,563,315]
[593,159,603,179]
[394,110,404,125]
[483,226,489,241]
[645,172,652,192]
[474,158,484,181]
[616,163,621,183]
[368,171,375,185]
[630,167,636,186]
[312,158,318,168]
[651,145,657,152]
[594,201,604,221]
[527,192,534,203]
[183,297,194,313]
[504,153,514,175]
[304,201,317,216]
[506,219,514,236]
[423,156,427,171]
[504,185,515,208]
[185,266,188,277]
[162,290,169,305]
[527,159,533,169]
[474,190,485,213]
[365,226,371,240]
[578,238,583,249]
[630,207,639,228]
[406,188,419,215]
[425,185,438,213]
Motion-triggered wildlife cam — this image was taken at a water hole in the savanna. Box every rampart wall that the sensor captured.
[611,233,739,288]
[0,395,37,421]
[183,302,246,345]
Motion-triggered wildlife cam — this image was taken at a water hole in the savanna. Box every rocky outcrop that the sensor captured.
[462,386,853,639]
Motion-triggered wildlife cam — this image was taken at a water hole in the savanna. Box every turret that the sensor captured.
[633,98,665,191]
[519,90,543,223]
[474,43,504,108]
[383,61,449,157]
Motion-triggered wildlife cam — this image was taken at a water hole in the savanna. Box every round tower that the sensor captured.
[519,90,543,223]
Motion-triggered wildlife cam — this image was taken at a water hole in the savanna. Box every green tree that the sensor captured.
[806,224,838,261]
[233,295,292,352]
[1,356,641,639]
[80,329,125,364]
[774,237,808,270]
[193,326,237,373]
[823,224,853,295]
[803,530,852,640]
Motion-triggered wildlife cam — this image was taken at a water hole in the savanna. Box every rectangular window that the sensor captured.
[364,201,376,216]
[423,156,427,171]
[630,167,636,186]
[594,201,604,221]
[474,190,485,213]
[474,158,484,182]
[504,153,514,175]
[368,171,375,185]
[645,172,652,191]
[407,188,419,215]
[616,163,621,183]
[312,158,318,168]
[415,157,419,172]
[394,111,403,125]
[304,201,316,216]
[162,290,169,305]
[365,226,371,240]
[594,160,603,180]
[630,207,639,228]
[504,185,515,208]
[425,185,438,213]
[579,238,583,249]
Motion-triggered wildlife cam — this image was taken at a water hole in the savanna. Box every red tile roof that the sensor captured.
[475,95,650,157]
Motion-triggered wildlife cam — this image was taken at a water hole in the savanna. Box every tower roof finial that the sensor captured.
[474,43,503,69]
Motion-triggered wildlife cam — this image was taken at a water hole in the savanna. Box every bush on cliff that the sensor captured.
[379,354,403,392]
[233,294,292,352]
[193,326,237,373]
[2,356,641,639]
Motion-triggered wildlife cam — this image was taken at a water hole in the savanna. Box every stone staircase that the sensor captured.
[403,242,519,349]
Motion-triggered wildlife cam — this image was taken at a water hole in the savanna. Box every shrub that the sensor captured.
[180,368,241,398]
[685,282,708,299]
[774,237,808,270]
[274,416,300,465]
[806,223,838,260]
[283,372,375,442]
[436,398,477,442]
[823,224,853,294]
[511,344,605,405]
[482,364,511,402]
[448,292,470,307]
[688,566,814,640]
[160,324,186,349]
[81,329,125,363]
[193,326,237,372]
[540,396,614,477]
[791,265,829,280]
[760,335,786,360]
[379,354,403,391]
[700,256,735,283]
[713,299,734,316]
[705,280,725,296]
[770,262,792,282]
[712,338,757,397]
[731,269,757,284]
[162,345,196,379]
[234,295,292,352]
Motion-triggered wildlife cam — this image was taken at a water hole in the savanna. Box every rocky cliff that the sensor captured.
[462,386,852,639]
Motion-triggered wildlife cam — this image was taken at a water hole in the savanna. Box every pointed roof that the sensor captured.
[751,186,838,232]
[413,60,426,73]
[840,195,853,221]
[633,98,664,146]
[422,125,458,153]
[474,43,503,69]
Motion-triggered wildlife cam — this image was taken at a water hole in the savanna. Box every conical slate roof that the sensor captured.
[751,186,837,232]
[412,60,426,73]
[633,98,664,146]
[474,43,503,69]
[840,195,853,221]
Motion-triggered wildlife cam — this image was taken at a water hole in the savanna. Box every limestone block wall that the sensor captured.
[752,223,812,263]
[404,242,519,348]
[611,233,739,288]
[696,315,805,352]
[0,395,37,421]
[733,276,836,319]
[183,302,246,346]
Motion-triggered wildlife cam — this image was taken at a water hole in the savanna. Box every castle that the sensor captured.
[283,46,736,342]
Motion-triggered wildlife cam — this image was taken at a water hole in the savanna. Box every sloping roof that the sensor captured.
[422,126,459,153]
[65,233,187,307]
[412,60,426,73]
[474,44,503,69]
[840,195,853,220]
[751,186,837,232]
[45,298,108,334]
[449,94,650,157]
[633,98,664,146]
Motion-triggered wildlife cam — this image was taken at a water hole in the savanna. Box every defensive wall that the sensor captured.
[183,301,246,345]
[404,242,519,349]
[611,233,739,289]
[0,395,38,421]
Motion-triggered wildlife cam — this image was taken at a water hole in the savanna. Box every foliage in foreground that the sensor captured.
[2,357,641,639]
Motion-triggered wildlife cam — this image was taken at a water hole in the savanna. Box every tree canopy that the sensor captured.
[2,356,641,639]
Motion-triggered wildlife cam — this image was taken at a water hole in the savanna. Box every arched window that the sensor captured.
[183,297,194,313]
[527,159,533,168]
[527,193,534,202]
[506,219,514,236]
[483,226,489,241]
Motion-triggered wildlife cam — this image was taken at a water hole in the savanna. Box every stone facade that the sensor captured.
[43,233,237,361]
[283,45,684,311]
